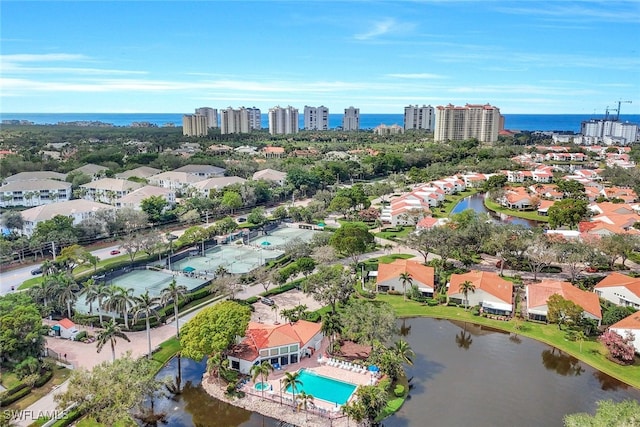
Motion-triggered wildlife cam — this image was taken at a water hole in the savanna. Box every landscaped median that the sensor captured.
[376,294,640,389]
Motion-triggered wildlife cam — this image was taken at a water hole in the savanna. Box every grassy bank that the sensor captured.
[484,197,550,223]
[377,294,640,389]
[432,188,479,218]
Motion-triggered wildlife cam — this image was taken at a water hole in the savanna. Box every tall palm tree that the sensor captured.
[392,339,415,366]
[107,286,134,329]
[160,279,189,338]
[96,318,130,362]
[95,283,110,325]
[459,280,476,310]
[399,272,413,301]
[41,259,58,277]
[80,278,100,315]
[56,273,80,319]
[321,312,342,352]
[250,361,274,398]
[281,371,303,403]
[296,390,315,422]
[132,290,162,359]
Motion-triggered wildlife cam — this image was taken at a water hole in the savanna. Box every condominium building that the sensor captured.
[220,107,251,134]
[268,106,299,135]
[182,114,208,136]
[374,124,404,135]
[435,103,501,143]
[404,105,436,131]
[303,105,329,130]
[195,107,219,128]
[343,107,360,131]
[580,119,639,145]
[246,107,262,130]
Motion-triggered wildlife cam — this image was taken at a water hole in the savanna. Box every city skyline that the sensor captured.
[2,1,639,114]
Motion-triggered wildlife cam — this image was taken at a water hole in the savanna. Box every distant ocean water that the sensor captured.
[2,112,640,133]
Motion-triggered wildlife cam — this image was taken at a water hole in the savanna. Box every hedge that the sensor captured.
[1,385,31,406]
[34,369,54,388]
[394,384,405,397]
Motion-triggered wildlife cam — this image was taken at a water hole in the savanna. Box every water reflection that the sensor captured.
[455,329,473,350]
[399,319,412,337]
[540,348,585,377]
[593,370,629,391]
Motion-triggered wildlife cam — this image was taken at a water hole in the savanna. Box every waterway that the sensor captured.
[149,318,640,426]
[451,193,539,228]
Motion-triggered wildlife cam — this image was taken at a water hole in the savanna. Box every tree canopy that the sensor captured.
[329,222,375,264]
[564,399,640,427]
[0,293,45,364]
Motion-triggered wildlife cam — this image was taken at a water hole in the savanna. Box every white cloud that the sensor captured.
[353,18,415,40]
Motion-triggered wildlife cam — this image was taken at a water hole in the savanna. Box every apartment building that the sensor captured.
[195,107,219,128]
[0,179,72,208]
[246,107,262,130]
[80,178,143,204]
[268,106,299,135]
[404,105,435,131]
[303,105,329,130]
[220,107,251,135]
[343,107,360,131]
[182,114,208,136]
[435,103,501,143]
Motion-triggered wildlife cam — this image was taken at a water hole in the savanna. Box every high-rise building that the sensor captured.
[182,114,208,136]
[343,107,360,131]
[581,119,639,145]
[304,105,329,130]
[195,107,218,128]
[246,107,262,130]
[435,103,501,143]
[220,107,250,135]
[404,105,435,131]
[268,106,299,135]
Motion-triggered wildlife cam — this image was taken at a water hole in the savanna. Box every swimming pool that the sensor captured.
[286,369,356,406]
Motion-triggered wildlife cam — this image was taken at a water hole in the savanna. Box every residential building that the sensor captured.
[220,107,251,135]
[195,107,219,128]
[227,320,323,374]
[182,114,208,137]
[172,164,226,178]
[252,169,287,186]
[20,199,115,236]
[435,103,501,143]
[581,119,639,145]
[190,176,247,198]
[376,259,435,297]
[80,178,143,204]
[610,313,640,354]
[246,107,262,130]
[116,166,162,180]
[374,124,404,135]
[70,164,109,180]
[0,179,72,208]
[526,280,602,324]
[404,105,435,131]
[115,186,176,211]
[448,271,514,315]
[593,273,640,310]
[268,106,299,135]
[3,171,67,183]
[262,146,286,158]
[343,107,360,131]
[303,105,329,130]
[148,171,203,192]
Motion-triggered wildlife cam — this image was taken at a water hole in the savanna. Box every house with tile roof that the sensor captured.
[500,187,537,210]
[51,318,79,340]
[20,199,115,236]
[252,168,287,186]
[227,320,323,374]
[526,280,602,324]
[376,259,435,296]
[609,312,640,354]
[262,146,286,158]
[448,271,514,315]
[593,273,640,310]
[70,164,109,179]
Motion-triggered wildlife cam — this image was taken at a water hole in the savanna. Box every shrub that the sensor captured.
[34,369,54,388]
[393,384,405,397]
[74,331,87,341]
[15,356,40,379]
[447,301,458,307]
[388,290,401,295]
[427,299,439,307]
[0,386,31,406]
[245,296,259,304]
[599,330,635,364]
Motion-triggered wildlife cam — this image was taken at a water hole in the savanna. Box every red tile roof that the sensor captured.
[234,320,322,361]
[377,259,435,288]
[594,273,640,298]
[448,271,513,304]
[58,318,75,329]
[611,312,640,330]
[527,280,602,319]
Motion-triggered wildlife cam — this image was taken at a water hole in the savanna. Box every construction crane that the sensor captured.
[615,100,632,121]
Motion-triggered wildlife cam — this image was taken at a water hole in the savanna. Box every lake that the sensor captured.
[149,318,640,426]
[451,193,540,228]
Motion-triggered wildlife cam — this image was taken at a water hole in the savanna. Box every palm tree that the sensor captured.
[80,278,100,315]
[281,371,303,403]
[41,259,58,277]
[215,265,230,277]
[160,279,189,338]
[96,318,130,362]
[108,286,134,329]
[392,339,415,366]
[399,272,413,301]
[296,390,315,422]
[271,303,279,323]
[56,273,80,319]
[250,361,274,398]
[132,290,162,359]
[95,283,110,325]
[206,352,230,381]
[459,280,476,310]
[321,312,342,352]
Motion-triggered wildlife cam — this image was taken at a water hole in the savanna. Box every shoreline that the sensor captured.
[201,373,350,427]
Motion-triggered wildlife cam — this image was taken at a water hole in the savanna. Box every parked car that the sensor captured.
[30,266,43,275]
[110,249,121,255]
[261,297,275,306]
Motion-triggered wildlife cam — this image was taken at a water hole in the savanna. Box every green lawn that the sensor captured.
[365,254,415,265]
[377,294,640,389]
[431,188,478,218]
[9,364,72,411]
[484,197,549,223]
[151,337,181,369]
[375,227,414,240]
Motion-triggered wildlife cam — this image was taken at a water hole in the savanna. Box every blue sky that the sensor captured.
[2,1,639,114]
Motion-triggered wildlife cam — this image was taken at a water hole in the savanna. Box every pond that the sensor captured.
[451,193,539,228]
[148,318,640,427]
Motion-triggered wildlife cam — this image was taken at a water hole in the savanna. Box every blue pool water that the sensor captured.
[286,369,357,405]
[255,382,271,391]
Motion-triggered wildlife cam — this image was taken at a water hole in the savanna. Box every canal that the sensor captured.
[451,193,540,228]
[149,318,640,426]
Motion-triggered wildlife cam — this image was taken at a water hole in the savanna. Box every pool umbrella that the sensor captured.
[368,365,380,373]
[183,266,196,273]
[261,241,271,246]
[317,222,326,227]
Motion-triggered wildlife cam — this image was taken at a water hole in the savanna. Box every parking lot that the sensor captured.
[252,289,323,323]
